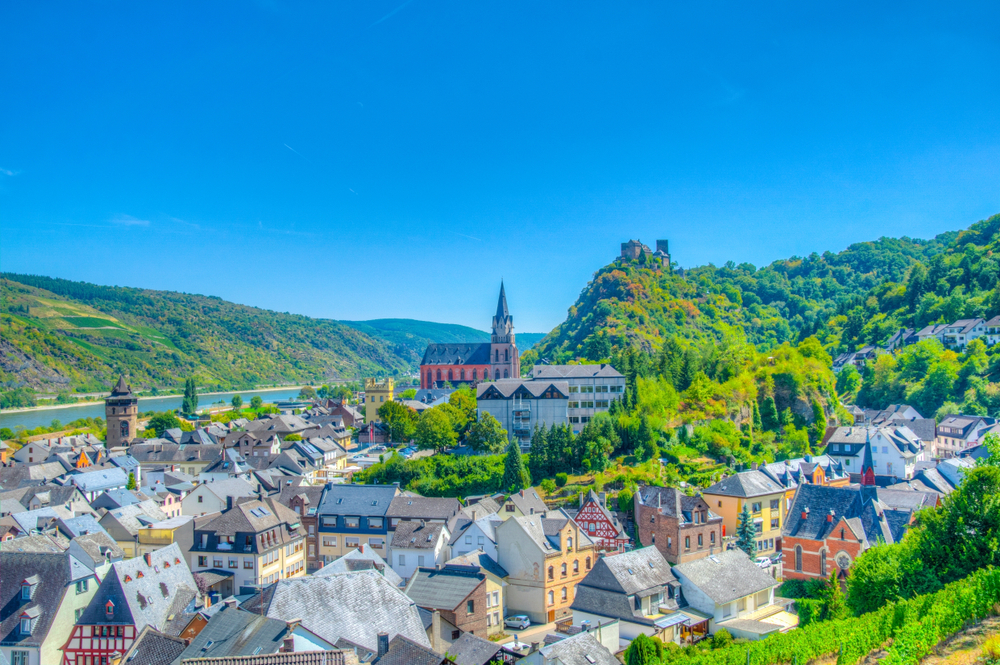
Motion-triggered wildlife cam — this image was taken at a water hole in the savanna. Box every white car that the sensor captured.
[505,615,531,630]
[754,556,772,569]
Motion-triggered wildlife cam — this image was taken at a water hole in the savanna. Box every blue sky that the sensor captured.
[2,2,998,333]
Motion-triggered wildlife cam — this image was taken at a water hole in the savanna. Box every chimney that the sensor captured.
[224,598,238,608]
[281,636,295,653]
[226,495,234,511]
[377,632,389,658]
[530,642,540,653]
[430,611,442,652]
[143,552,152,566]
[801,507,809,520]
[359,543,366,553]
[751,462,758,470]
[827,509,835,523]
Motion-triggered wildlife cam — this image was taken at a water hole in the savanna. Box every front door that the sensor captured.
[547,609,555,623]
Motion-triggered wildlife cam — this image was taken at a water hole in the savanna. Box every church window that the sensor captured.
[495,350,499,362]
[437,370,442,382]
[820,549,827,576]
[460,369,465,380]
[495,370,500,380]
[504,370,509,378]
[795,546,803,572]
[448,370,453,381]
[505,349,509,361]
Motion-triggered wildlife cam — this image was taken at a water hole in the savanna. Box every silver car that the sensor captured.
[504,615,530,630]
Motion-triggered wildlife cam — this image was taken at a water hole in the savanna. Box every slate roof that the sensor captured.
[571,546,680,624]
[317,484,399,518]
[532,364,624,379]
[77,542,198,632]
[195,497,302,540]
[200,478,258,502]
[180,652,355,665]
[939,457,975,488]
[0,461,67,488]
[129,444,226,464]
[704,470,784,498]
[782,483,908,546]
[448,515,501,547]
[391,520,446,550]
[122,626,188,665]
[314,545,404,588]
[444,550,508,579]
[420,342,491,366]
[0,551,93,648]
[173,605,294,663]
[110,375,135,397]
[373,634,446,665]
[446,632,509,665]
[536,632,618,665]
[459,496,501,521]
[505,488,548,516]
[91,488,144,510]
[404,567,485,612]
[102,500,169,536]
[0,532,66,554]
[673,550,777,605]
[386,496,460,521]
[476,380,569,400]
[72,531,125,564]
[241,572,429,652]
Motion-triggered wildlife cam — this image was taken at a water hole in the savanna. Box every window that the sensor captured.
[213,558,223,568]
[11,652,28,665]
[244,557,254,569]
[561,587,568,601]
[573,560,579,574]
[754,522,763,534]
[548,590,554,606]
[345,517,359,528]
[345,537,360,548]
[309,544,315,556]
[76,608,83,621]
[820,550,827,576]
[20,618,31,634]
[561,563,567,577]
[467,600,475,614]
[684,536,690,549]
[322,537,337,547]
[493,591,499,606]
[751,502,762,513]
[548,566,554,580]
[738,597,746,612]
[418,555,425,567]
[369,538,385,550]
[398,554,406,566]
[722,603,732,618]
[229,558,238,569]
[452,630,461,640]
[710,532,716,544]
[368,517,383,529]
[506,504,515,513]
[477,536,484,546]
[697,534,703,547]
[487,614,492,626]
[76,579,89,594]
[770,499,780,511]
[198,556,207,567]
[465,535,473,545]
[567,537,573,550]
[569,386,579,393]
[882,446,888,454]
[198,495,203,503]
[771,517,780,530]
[585,557,591,570]
[795,546,803,572]
[20,583,31,600]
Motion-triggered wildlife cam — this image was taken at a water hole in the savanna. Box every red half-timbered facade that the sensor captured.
[61,544,199,665]
[573,490,630,553]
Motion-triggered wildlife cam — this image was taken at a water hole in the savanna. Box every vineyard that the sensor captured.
[660,565,1000,665]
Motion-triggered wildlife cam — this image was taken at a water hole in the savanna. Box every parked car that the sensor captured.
[505,615,531,630]
[770,552,784,565]
[754,556,772,569]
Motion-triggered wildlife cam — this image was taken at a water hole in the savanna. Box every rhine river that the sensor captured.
[0,387,306,432]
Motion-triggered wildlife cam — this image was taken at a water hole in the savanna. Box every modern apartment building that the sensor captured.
[315,484,400,562]
[530,364,626,434]
[476,380,569,449]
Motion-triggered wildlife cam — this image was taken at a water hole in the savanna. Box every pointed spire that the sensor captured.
[860,427,876,487]
[495,281,509,320]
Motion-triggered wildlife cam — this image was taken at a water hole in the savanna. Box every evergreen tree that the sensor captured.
[527,424,549,482]
[467,412,508,454]
[502,437,528,492]
[809,400,827,446]
[822,572,848,621]
[126,472,136,490]
[759,396,780,431]
[752,400,762,431]
[634,414,657,461]
[735,503,757,559]
[182,377,199,415]
[623,634,663,665]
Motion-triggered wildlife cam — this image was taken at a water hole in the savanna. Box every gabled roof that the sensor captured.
[476,380,569,400]
[129,444,226,464]
[241,572,428,653]
[0,550,92,648]
[532,364,624,379]
[199,478,257,502]
[673,550,777,605]
[421,343,491,366]
[704,470,784,498]
[391,520,446,550]
[537,632,618,665]
[446,632,509,665]
[196,497,302,539]
[444,549,508,579]
[577,546,675,596]
[122,626,187,665]
[373,634,448,665]
[386,496,460,521]
[172,605,296,663]
[314,544,404,588]
[102,500,169,536]
[404,566,485,612]
[505,488,548,516]
[317,484,399,518]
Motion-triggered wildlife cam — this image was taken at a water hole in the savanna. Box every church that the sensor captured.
[420,283,520,389]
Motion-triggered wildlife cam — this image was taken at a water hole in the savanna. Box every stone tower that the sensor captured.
[105,376,138,448]
[490,282,520,380]
[364,377,394,424]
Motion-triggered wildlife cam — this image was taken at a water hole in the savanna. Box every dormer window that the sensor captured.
[21,583,31,601]
[105,599,115,617]
[20,617,32,634]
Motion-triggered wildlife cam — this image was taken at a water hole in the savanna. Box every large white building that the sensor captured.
[476,380,569,449]
[824,425,926,480]
[531,364,626,434]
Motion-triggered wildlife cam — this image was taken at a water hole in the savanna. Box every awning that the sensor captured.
[678,608,712,626]
[654,613,689,629]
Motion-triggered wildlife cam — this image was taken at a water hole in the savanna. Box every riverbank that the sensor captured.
[0,385,310,414]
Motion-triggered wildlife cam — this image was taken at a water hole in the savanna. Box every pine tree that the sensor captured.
[126,472,136,490]
[502,437,527,493]
[823,572,848,621]
[182,377,199,415]
[527,424,549,483]
[735,503,757,559]
[759,396,779,431]
[752,400,763,431]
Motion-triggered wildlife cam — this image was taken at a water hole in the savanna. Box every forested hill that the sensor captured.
[1,274,468,401]
[533,224,970,364]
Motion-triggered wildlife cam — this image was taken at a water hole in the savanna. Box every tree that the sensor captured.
[378,401,417,443]
[752,400,763,431]
[284,433,302,441]
[148,411,182,437]
[298,385,318,400]
[399,388,417,400]
[527,424,550,482]
[735,503,757,559]
[414,408,457,452]
[502,437,528,492]
[231,395,243,411]
[250,395,263,410]
[448,386,478,424]
[976,431,1000,467]
[182,377,199,415]
[617,488,634,514]
[126,472,136,490]
[836,365,862,401]
[623,634,663,665]
[822,573,848,621]
[467,412,508,454]
[634,415,658,462]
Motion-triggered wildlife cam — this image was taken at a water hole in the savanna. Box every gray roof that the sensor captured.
[200,478,258,502]
[314,545,404,588]
[444,550,508,579]
[101,500,169,537]
[373,634,446,665]
[420,342,491,366]
[317,484,399,518]
[505,488,548,516]
[172,605,294,664]
[476,380,569,400]
[537,632,618,665]
[939,457,975,488]
[0,532,67,554]
[386,496,460,520]
[391,520,446,550]
[673,550,777,605]
[122,626,188,665]
[446,632,507,665]
[635,486,718,524]
[704,470,784,498]
[77,542,198,632]
[782,484,906,547]
[242,571,429,652]
[0,551,93,648]
[404,567,485,612]
[129,444,226,464]
[532,364,624,379]
[196,497,302,540]
[578,546,675,596]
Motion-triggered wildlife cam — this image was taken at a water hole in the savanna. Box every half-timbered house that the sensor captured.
[571,490,630,553]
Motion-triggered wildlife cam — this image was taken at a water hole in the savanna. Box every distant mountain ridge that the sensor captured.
[0,273,543,399]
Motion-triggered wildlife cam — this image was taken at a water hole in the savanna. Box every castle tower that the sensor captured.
[490,282,520,380]
[364,377,394,423]
[105,376,138,448]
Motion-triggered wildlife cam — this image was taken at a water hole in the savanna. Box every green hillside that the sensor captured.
[0,275,412,404]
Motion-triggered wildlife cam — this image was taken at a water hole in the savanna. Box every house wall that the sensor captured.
[317,514,390,561]
[449,523,497,561]
[702,492,784,555]
[483,576,504,636]
[781,518,864,581]
[441,581,488,637]
[42,578,98,665]
[635,498,722,565]
[571,610,668,644]
[391,538,447,583]
[181,486,228,516]
[477,395,568,450]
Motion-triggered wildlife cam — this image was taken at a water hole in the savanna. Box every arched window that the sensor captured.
[795,546,803,572]
[560,563,567,577]
[573,560,579,574]
[561,587,568,601]
[820,549,827,576]
[436,370,442,382]
[121,421,130,438]
[495,369,500,380]
[504,370,509,378]
[505,349,509,361]
[567,537,573,550]
[710,531,716,544]
[548,590,554,606]
[460,369,465,381]
[698,534,703,547]
[548,566,554,580]
[685,536,690,549]
[495,349,499,362]
[448,369,453,381]
[585,557,591,570]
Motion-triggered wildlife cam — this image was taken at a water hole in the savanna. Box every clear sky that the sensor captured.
[2,2,998,333]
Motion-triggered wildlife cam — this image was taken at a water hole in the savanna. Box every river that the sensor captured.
[0,387,307,432]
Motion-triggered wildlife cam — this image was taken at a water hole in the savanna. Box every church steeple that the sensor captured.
[495,281,510,321]
[860,427,878,502]
[490,281,519,380]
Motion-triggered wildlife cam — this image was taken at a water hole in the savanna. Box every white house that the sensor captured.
[825,425,926,480]
[180,478,256,516]
[448,515,501,561]
[390,520,450,583]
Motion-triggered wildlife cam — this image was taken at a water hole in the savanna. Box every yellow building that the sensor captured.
[702,470,786,556]
[364,377,395,423]
[137,515,195,557]
[446,551,508,636]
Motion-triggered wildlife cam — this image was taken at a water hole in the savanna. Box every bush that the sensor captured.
[540,478,557,493]
[284,433,302,441]
[983,635,1000,665]
[555,473,569,487]
[712,628,732,648]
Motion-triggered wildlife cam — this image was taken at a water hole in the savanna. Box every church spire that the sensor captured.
[860,428,875,485]
[495,281,509,321]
